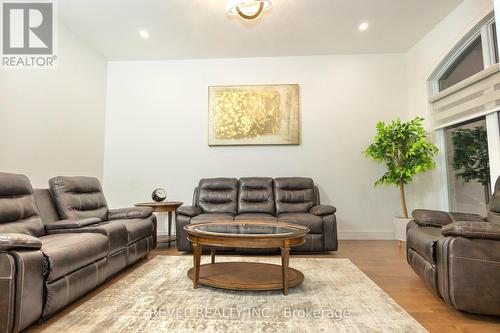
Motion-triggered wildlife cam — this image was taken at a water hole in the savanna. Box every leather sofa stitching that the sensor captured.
[448,238,457,309]
[14,253,25,333]
[451,256,500,265]
[5,255,14,333]
[453,227,500,235]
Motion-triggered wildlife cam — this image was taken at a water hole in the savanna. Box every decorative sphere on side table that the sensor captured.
[152,188,167,202]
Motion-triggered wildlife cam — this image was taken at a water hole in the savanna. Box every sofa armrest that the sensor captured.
[177,205,201,217]
[412,209,452,227]
[0,233,42,252]
[44,217,102,231]
[309,204,336,216]
[0,249,44,332]
[413,209,486,227]
[441,222,500,241]
[108,207,154,220]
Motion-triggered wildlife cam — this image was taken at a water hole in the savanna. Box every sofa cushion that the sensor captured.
[406,225,443,264]
[40,233,109,282]
[274,178,316,214]
[0,172,46,237]
[278,213,323,234]
[110,219,153,245]
[197,178,238,214]
[49,176,109,221]
[238,177,275,215]
[85,222,129,253]
[235,213,277,222]
[191,213,234,224]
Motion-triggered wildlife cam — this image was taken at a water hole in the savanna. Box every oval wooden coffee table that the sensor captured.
[184,221,309,295]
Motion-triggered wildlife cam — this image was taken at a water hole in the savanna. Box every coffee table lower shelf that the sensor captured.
[187,262,304,291]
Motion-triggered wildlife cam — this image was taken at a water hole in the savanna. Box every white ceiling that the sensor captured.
[59,0,464,60]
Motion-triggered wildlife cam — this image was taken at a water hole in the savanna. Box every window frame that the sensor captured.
[430,14,495,95]
[437,34,484,92]
[428,12,500,210]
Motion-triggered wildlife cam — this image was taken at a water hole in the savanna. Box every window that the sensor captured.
[445,117,491,215]
[430,12,500,212]
[438,36,484,91]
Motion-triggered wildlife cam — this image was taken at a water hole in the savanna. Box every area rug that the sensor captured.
[39,256,427,333]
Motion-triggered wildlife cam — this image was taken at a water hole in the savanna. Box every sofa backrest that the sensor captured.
[34,189,61,223]
[0,172,46,237]
[197,178,238,214]
[49,176,109,220]
[274,177,316,215]
[488,176,500,223]
[238,177,275,215]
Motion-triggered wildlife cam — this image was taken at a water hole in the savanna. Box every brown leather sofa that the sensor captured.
[406,176,500,316]
[176,177,338,252]
[0,173,157,333]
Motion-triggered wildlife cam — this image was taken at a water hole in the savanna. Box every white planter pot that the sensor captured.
[393,217,412,242]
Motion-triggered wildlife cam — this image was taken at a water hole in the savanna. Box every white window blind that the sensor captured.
[430,64,500,129]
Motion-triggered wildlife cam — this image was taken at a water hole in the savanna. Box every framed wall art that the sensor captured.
[208,84,300,146]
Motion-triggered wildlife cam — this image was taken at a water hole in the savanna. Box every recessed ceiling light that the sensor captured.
[358,22,369,31]
[139,30,149,39]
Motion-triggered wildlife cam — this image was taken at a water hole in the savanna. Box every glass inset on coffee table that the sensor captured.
[184,221,309,295]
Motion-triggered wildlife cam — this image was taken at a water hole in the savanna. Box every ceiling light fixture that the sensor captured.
[358,22,369,31]
[139,30,149,39]
[226,0,272,20]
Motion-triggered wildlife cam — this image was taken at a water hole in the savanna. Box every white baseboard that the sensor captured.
[338,231,395,240]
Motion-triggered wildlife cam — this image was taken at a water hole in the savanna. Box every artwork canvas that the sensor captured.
[208,84,300,146]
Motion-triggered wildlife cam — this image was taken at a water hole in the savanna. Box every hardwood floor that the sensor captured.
[30,240,500,333]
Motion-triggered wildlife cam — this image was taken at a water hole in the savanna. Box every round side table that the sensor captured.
[135,201,183,247]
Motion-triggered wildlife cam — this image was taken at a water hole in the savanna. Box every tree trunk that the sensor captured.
[399,181,409,218]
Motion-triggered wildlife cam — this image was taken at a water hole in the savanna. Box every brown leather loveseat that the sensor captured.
[406,176,500,316]
[0,172,157,333]
[176,177,338,252]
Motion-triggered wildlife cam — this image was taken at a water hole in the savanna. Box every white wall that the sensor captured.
[405,0,493,211]
[0,24,107,188]
[104,55,407,238]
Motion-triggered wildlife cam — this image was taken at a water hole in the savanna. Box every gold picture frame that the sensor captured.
[208,84,300,146]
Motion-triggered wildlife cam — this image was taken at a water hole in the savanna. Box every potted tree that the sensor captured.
[364,117,439,242]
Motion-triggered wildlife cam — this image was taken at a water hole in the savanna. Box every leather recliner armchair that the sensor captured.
[406,177,500,316]
[0,173,157,333]
[176,177,338,252]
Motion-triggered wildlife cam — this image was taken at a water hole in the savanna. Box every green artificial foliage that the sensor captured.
[451,126,491,203]
[364,117,439,218]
